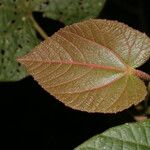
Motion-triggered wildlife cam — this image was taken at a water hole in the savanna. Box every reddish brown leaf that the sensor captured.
[17,19,150,113]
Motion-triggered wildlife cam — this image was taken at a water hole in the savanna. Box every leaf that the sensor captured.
[36,0,106,25]
[0,0,40,81]
[74,119,150,150]
[0,0,104,81]
[17,19,150,113]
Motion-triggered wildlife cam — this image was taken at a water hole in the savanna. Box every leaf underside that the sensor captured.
[74,119,150,150]
[18,19,150,113]
[0,0,104,81]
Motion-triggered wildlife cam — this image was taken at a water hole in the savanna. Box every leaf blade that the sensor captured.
[63,19,150,67]
[36,0,106,25]
[18,19,149,113]
[0,0,40,81]
[74,119,150,150]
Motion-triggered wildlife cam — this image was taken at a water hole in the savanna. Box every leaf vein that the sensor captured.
[61,28,126,67]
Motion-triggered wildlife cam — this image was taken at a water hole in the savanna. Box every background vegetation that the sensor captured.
[0,0,150,149]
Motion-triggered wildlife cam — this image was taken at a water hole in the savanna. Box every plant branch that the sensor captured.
[29,14,48,39]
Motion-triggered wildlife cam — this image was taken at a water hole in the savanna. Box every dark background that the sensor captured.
[1,0,150,150]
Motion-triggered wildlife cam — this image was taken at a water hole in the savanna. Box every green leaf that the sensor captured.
[36,0,106,25]
[0,0,105,81]
[75,119,150,150]
[17,19,150,113]
[0,0,39,81]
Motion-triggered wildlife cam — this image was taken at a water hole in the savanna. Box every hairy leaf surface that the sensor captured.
[18,19,150,113]
[75,119,150,150]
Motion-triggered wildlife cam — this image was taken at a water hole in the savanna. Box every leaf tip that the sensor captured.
[16,56,23,63]
[16,55,27,66]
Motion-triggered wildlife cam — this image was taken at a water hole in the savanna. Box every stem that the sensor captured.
[135,69,150,81]
[29,14,48,39]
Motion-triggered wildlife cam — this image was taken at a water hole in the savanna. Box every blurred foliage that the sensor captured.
[0,0,106,81]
